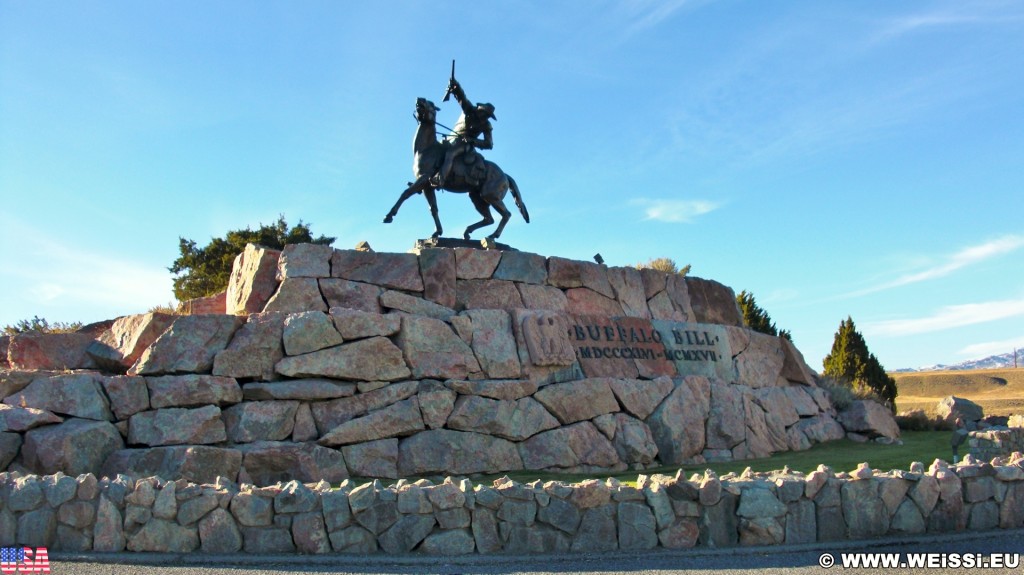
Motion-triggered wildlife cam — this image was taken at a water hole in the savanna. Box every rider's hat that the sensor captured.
[477,102,496,120]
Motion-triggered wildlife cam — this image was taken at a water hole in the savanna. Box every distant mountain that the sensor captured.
[894,350,1023,373]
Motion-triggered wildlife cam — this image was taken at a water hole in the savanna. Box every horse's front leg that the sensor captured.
[424,189,443,238]
[384,177,428,223]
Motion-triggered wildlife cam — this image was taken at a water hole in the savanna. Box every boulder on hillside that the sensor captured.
[936,396,984,428]
[836,400,900,440]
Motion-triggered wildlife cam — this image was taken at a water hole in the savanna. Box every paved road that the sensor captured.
[52,529,1024,575]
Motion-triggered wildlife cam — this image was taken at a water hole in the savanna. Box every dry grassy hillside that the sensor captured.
[893,368,1024,417]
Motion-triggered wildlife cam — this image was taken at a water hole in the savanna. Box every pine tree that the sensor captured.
[169,215,335,301]
[736,290,792,341]
[822,316,897,409]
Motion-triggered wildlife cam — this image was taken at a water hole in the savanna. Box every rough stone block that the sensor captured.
[419,248,456,309]
[648,376,710,464]
[4,373,112,421]
[87,313,175,371]
[396,316,481,380]
[210,312,286,381]
[533,379,619,424]
[238,441,348,486]
[607,266,650,318]
[130,315,245,375]
[331,250,423,291]
[454,248,501,279]
[398,429,523,476]
[147,374,242,409]
[310,381,418,433]
[380,290,456,321]
[684,277,742,326]
[516,283,568,312]
[276,337,411,381]
[0,404,63,432]
[565,288,625,317]
[278,243,333,279]
[447,395,558,441]
[226,243,281,315]
[518,422,619,469]
[23,418,124,476]
[128,406,226,446]
[100,445,241,485]
[263,277,328,314]
[461,309,521,378]
[319,397,424,446]
[282,311,343,356]
[224,400,299,443]
[455,278,526,312]
[7,331,98,370]
[492,251,547,284]
[343,438,399,479]
[319,278,382,313]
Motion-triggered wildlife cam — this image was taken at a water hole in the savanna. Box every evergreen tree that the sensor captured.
[822,316,897,409]
[736,290,792,341]
[169,215,335,301]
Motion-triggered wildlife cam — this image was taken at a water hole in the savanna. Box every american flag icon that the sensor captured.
[0,547,50,573]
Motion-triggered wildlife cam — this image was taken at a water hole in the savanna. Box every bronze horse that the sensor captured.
[383,98,529,241]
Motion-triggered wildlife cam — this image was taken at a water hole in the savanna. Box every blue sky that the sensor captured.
[2,1,1023,371]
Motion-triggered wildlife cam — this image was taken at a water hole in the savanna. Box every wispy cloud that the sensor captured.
[0,217,174,324]
[871,3,1024,44]
[631,198,721,223]
[864,297,1024,337]
[617,0,698,37]
[959,336,1024,359]
[843,235,1024,298]
[658,3,1023,171]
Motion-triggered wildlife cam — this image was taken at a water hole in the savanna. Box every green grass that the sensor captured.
[373,431,953,488]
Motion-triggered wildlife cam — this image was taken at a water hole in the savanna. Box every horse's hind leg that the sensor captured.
[463,193,494,240]
[478,171,512,240]
[486,199,512,240]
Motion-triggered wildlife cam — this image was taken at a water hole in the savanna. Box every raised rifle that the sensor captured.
[442,59,456,102]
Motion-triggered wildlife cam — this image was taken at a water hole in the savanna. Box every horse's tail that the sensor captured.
[508,176,530,223]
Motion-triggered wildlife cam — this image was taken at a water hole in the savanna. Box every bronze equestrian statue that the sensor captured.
[383,72,528,242]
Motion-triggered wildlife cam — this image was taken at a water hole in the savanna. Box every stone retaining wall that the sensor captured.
[0,245,879,485]
[2,455,1022,553]
[969,428,1024,461]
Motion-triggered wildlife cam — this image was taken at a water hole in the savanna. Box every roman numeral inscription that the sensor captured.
[566,317,736,380]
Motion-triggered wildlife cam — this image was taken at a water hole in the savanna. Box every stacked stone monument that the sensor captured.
[2,243,851,484]
[6,243,1022,556]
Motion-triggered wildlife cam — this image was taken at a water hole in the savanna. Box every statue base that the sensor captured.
[411,237,518,253]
